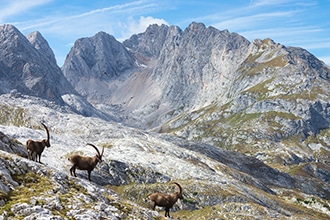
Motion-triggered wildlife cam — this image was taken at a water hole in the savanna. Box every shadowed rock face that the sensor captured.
[0,131,27,158]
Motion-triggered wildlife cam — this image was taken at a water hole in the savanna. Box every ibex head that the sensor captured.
[87,143,104,162]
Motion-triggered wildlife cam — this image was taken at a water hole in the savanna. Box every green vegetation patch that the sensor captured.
[110,201,133,215]
[0,169,93,219]
[305,129,330,147]
[57,179,90,215]
[287,164,309,177]
[240,53,287,77]
[243,78,275,100]
[0,103,31,126]
[222,112,261,126]
[160,103,220,133]
[0,172,54,216]
[296,196,330,212]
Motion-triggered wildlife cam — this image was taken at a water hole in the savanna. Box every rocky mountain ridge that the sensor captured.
[61,21,330,167]
[0,24,77,104]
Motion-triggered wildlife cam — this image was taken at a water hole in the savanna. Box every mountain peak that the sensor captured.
[27,30,42,39]
[94,31,116,41]
[0,24,31,49]
[61,30,134,102]
[187,21,206,31]
[145,23,169,32]
[0,23,20,33]
[26,31,57,64]
[123,23,172,60]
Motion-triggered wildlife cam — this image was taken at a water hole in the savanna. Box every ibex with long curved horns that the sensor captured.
[68,143,104,181]
[147,182,183,217]
[26,123,50,163]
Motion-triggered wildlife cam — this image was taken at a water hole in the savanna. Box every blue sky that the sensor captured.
[1,0,329,67]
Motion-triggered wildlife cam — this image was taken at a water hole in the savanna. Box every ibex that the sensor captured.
[147,182,183,217]
[26,123,50,163]
[68,143,104,181]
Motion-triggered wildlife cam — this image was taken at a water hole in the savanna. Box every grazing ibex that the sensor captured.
[147,182,183,217]
[26,123,50,163]
[68,143,104,181]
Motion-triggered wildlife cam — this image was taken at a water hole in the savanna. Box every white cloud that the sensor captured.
[16,1,148,32]
[128,16,168,35]
[14,1,165,41]
[239,26,322,42]
[250,0,317,8]
[211,10,295,31]
[249,0,292,7]
[120,16,169,40]
[0,0,52,23]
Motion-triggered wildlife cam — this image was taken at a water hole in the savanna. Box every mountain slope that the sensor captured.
[160,38,330,165]
[0,149,159,219]
[1,22,330,219]
[0,96,329,219]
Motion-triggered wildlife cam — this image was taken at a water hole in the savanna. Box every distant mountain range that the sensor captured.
[61,22,330,136]
[0,22,329,218]
[1,21,330,158]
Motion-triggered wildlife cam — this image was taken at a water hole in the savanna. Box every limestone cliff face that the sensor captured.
[167,37,330,142]
[0,24,76,104]
[122,22,253,128]
[61,31,135,103]
[147,22,252,114]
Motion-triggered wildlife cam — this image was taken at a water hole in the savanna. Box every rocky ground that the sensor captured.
[0,94,329,219]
